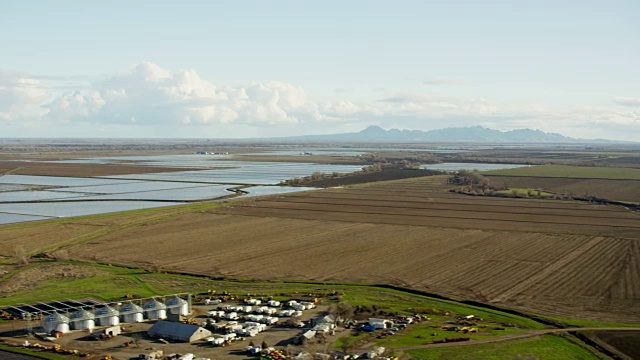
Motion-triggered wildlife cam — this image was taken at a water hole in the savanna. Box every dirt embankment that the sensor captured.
[0,161,202,177]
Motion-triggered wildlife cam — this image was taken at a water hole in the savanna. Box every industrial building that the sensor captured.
[147,320,212,343]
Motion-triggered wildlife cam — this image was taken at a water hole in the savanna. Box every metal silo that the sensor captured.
[165,296,189,315]
[95,305,120,326]
[119,302,143,323]
[69,309,95,331]
[43,312,70,334]
[143,299,167,320]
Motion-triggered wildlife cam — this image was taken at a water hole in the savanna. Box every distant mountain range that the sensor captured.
[275,125,627,143]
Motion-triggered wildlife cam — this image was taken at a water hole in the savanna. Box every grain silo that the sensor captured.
[143,299,167,320]
[165,296,189,315]
[95,305,119,326]
[119,302,144,323]
[69,309,95,331]
[42,312,70,334]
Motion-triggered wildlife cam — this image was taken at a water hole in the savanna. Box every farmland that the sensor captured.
[2,175,628,324]
[0,261,575,360]
[404,334,601,360]
[483,164,640,180]
[1,143,640,358]
[484,175,640,203]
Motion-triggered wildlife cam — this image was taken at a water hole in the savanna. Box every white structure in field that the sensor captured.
[95,305,120,326]
[70,309,95,331]
[165,296,189,316]
[143,299,167,320]
[43,313,70,334]
[119,302,144,323]
[369,318,393,329]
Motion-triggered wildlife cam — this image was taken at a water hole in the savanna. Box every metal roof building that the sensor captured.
[147,320,212,343]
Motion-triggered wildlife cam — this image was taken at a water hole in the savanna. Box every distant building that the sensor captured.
[147,320,212,343]
[368,318,393,329]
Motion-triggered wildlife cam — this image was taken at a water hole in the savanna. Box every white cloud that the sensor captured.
[423,78,462,86]
[1,62,640,141]
[612,96,640,107]
[40,62,325,126]
[0,72,50,122]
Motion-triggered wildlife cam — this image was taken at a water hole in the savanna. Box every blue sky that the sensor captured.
[1,0,639,140]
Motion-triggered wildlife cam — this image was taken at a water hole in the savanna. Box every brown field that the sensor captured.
[12,175,628,323]
[0,160,204,177]
[485,175,640,203]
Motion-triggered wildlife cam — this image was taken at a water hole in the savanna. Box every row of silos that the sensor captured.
[42,296,189,334]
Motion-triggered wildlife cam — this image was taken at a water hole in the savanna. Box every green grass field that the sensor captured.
[405,334,603,360]
[494,188,555,197]
[0,345,69,360]
[483,164,640,180]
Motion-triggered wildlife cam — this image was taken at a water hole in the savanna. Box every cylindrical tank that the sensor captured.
[43,313,70,334]
[143,299,167,320]
[70,309,95,331]
[119,302,143,323]
[165,296,189,315]
[95,305,120,326]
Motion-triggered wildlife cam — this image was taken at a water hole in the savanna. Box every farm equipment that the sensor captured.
[183,317,198,325]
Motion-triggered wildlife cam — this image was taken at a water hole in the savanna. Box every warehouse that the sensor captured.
[147,320,212,343]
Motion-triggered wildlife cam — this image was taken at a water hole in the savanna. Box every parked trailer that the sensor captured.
[260,317,278,325]
[224,312,239,320]
[207,336,226,346]
[279,310,295,317]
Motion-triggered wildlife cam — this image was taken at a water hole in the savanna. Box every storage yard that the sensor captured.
[0,291,389,359]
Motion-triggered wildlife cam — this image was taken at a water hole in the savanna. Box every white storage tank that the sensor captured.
[165,296,189,315]
[143,299,167,320]
[43,313,70,334]
[95,305,119,326]
[70,309,95,331]
[119,302,144,323]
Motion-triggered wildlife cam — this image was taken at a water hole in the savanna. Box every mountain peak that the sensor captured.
[359,125,386,134]
[274,125,627,143]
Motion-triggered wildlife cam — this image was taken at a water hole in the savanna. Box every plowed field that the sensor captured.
[59,176,640,323]
[485,175,640,203]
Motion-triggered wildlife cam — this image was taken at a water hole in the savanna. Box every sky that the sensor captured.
[1,0,639,140]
